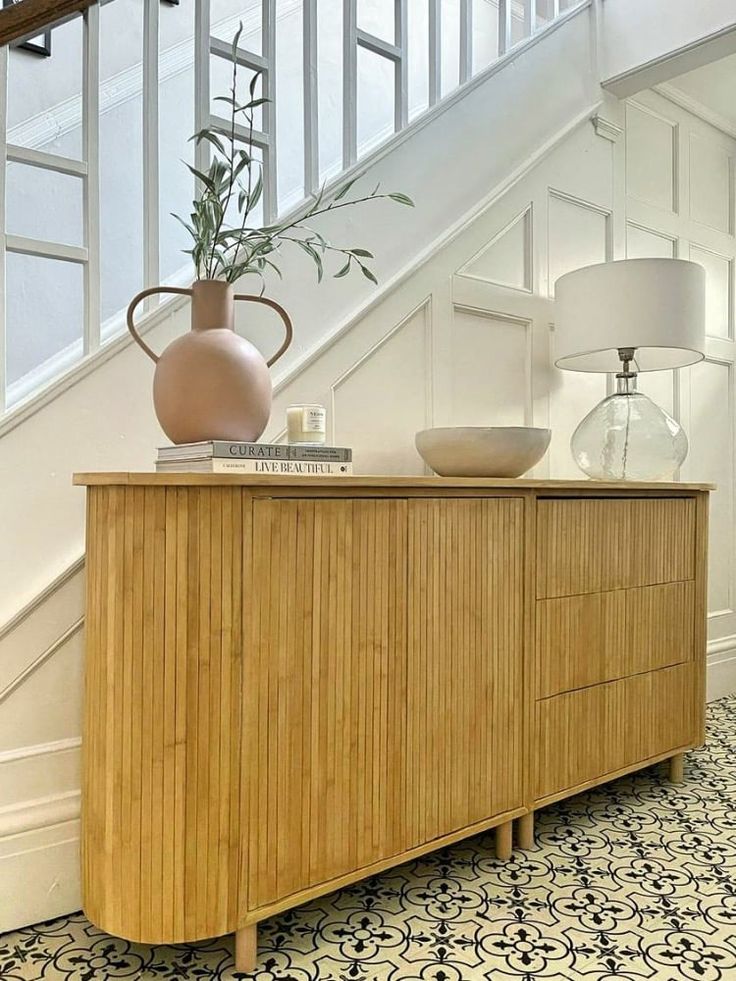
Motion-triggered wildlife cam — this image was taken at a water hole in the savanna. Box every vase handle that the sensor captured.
[126,286,193,364]
[234,293,294,367]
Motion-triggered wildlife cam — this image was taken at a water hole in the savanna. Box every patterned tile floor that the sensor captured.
[1,696,735,981]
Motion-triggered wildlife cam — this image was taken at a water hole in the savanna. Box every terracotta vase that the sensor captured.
[126,279,293,444]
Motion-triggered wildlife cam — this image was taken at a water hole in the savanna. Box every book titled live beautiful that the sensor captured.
[157,440,351,463]
[155,458,353,475]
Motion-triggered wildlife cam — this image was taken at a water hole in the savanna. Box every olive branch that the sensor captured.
[174,24,414,288]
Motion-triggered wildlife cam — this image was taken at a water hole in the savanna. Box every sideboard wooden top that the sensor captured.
[73,472,714,491]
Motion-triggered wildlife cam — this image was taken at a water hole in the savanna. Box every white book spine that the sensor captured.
[213,459,353,475]
[158,459,354,475]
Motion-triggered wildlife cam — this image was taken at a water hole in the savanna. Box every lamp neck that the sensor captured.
[616,346,638,395]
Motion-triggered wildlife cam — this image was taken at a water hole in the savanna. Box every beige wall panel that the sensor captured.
[450,310,528,427]
[0,633,83,751]
[690,245,732,341]
[689,133,732,234]
[683,360,734,617]
[462,209,531,290]
[548,193,609,294]
[332,307,429,476]
[626,102,676,211]
[626,222,675,259]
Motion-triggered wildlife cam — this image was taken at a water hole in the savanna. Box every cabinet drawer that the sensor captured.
[537,497,695,598]
[536,581,694,698]
[535,663,695,801]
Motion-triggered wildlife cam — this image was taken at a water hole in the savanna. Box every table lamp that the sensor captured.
[554,258,706,481]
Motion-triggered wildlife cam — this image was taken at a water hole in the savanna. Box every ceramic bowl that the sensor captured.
[415,426,551,478]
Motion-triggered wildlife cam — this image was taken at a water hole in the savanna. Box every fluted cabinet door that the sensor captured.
[405,498,525,847]
[245,498,408,912]
[536,498,695,597]
[83,486,244,944]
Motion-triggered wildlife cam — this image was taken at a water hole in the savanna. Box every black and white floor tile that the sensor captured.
[2,696,735,981]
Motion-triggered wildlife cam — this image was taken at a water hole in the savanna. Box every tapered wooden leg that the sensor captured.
[235,925,257,974]
[669,752,685,784]
[518,811,535,850]
[495,820,513,860]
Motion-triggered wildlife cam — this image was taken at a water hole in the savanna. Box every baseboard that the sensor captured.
[0,738,81,810]
[707,635,736,702]
[0,819,80,934]
[0,742,82,933]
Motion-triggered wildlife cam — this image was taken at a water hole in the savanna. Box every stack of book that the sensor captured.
[156,440,353,475]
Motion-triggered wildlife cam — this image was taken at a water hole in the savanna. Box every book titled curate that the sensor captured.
[155,458,353,475]
[157,440,351,463]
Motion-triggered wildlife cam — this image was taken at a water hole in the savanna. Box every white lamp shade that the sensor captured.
[554,258,705,372]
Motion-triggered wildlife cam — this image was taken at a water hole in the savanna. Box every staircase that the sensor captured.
[2,0,736,933]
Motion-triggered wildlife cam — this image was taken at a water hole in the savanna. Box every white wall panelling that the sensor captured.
[331,300,432,475]
[449,307,530,428]
[625,100,677,213]
[626,89,736,677]
[0,578,84,931]
[625,221,676,259]
[689,132,733,234]
[547,189,612,293]
[689,244,733,341]
[458,205,533,292]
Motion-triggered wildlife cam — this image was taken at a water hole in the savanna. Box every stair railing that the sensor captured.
[0,0,581,425]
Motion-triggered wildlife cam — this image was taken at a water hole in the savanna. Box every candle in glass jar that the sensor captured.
[286,404,327,444]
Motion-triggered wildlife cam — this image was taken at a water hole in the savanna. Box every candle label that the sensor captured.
[302,406,326,433]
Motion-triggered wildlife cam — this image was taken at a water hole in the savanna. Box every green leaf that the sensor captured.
[232,152,251,183]
[186,163,217,193]
[360,264,378,285]
[334,173,366,201]
[262,258,283,279]
[249,170,263,211]
[171,213,196,237]
[249,70,262,99]
[232,21,244,57]
[236,97,269,111]
[309,229,328,250]
[178,27,415,286]
[387,192,415,206]
[189,129,227,155]
[297,241,324,282]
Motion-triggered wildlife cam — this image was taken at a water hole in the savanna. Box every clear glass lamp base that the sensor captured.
[571,391,688,481]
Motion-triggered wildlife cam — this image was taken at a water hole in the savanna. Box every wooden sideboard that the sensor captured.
[74,474,711,972]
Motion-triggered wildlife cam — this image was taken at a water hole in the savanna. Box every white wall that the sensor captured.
[623,89,736,696]
[601,0,736,84]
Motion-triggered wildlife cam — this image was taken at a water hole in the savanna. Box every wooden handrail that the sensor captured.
[0,0,96,46]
